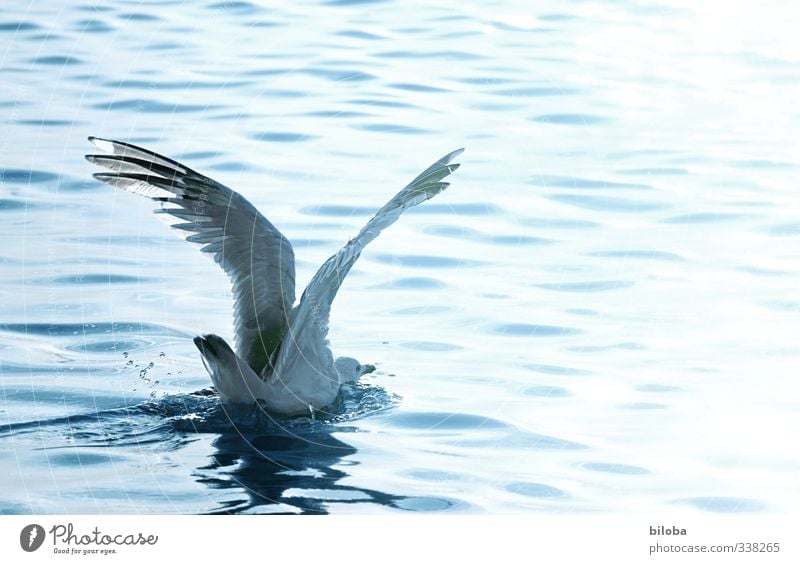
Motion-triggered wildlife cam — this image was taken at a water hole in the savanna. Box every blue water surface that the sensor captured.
[1,1,799,514]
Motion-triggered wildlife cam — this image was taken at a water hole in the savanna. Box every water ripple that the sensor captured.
[373,277,446,289]
[390,305,453,315]
[636,384,681,393]
[399,341,463,351]
[354,123,432,134]
[383,412,585,449]
[0,199,29,211]
[489,324,581,337]
[1,169,59,183]
[505,482,566,498]
[93,100,221,113]
[492,86,579,97]
[548,194,668,212]
[49,452,121,467]
[425,225,553,246]
[580,462,650,475]
[532,174,651,190]
[207,0,264,12]
[522,385,570,397]
[531,113,608,125]
[586,250,684,261]
[30,55,82,65]
[300,204,374,216]
[731,159,795,169]
[407,203,503,216]
[0,322,192,338]
[117,12,161,22]
[373,254,482,268]
[521,217,600,229]
[617,167,689,176]
[76,19,114,33]
[764,222,800,236]
[303,68,375,82]
[525,363,590,376]
[18,119,76,127]
[569,342,645,352]
[65,339,156,354]
[672,497,767,513]
[0,22,41,31]
[252,131,318,143]
[534,280,633,292]
[43,274,150,285]
[387,83,450,93]
[384,412,508,431]
[377,50,484,61]
[457,430,586,450]
[335,29,384,40]
[661,213,753,224]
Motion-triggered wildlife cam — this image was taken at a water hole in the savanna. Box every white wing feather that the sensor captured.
[86,137,295,374]
[274,148,463,377]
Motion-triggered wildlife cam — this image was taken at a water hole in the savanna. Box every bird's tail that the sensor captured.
[194,334,263,405]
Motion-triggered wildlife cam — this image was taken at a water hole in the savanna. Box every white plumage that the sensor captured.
[86,137,462,416]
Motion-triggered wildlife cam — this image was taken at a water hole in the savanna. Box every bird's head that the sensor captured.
[334,357,375,382]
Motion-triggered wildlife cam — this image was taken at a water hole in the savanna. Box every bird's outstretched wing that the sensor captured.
[86,137,295,374]
[276,148,463,374]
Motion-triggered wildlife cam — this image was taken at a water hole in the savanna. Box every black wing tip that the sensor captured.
[85,153,110,164]
[87,136,119,154]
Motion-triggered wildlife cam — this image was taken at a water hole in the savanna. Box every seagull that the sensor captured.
[86,137,463,416]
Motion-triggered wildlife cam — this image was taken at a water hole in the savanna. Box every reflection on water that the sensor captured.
[199,430,405,515]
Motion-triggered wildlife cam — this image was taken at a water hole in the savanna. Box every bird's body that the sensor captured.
[87,137,462,415]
